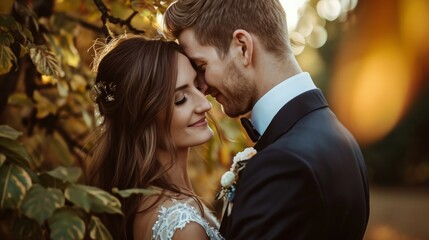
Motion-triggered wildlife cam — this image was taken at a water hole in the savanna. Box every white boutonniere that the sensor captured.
[216,147,257,202]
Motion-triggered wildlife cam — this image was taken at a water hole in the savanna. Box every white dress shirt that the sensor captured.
[251,72,317,135]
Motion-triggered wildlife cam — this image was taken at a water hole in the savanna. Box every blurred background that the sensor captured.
[0,0,428,239]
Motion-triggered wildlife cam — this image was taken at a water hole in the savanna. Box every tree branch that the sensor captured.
[93,0,145,38]
[61,14,105,34]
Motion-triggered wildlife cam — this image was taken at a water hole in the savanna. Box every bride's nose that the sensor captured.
[195,91,212,113]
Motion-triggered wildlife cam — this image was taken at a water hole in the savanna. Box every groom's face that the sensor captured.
[179,29,256,117]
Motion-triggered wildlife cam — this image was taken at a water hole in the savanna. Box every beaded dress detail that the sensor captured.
[151,200,224,240]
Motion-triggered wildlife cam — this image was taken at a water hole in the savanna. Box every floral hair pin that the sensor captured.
[216,147,257,203]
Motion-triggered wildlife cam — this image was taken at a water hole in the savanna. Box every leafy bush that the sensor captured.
[0,125,118,239]
[0,0,247,238]
[0,1,178,239]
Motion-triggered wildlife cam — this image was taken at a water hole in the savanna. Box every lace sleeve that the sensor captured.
[151,202,224,240]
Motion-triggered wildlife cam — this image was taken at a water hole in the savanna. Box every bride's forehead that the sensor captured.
[176,54,197,83]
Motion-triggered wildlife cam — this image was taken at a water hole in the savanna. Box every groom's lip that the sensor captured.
[210,91,221,101]
[208,88,226,105]
[208,88,219,97]
[214,95,226,106]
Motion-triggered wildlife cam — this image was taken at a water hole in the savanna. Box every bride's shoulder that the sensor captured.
[134,193,223,240]
[152,199,221,240]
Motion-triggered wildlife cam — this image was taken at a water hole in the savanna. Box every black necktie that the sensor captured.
[240,118,260,142]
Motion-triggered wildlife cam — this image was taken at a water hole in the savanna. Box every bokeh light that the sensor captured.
[330,40,413,145]
[281,0,358,55]
[280,0,308,31]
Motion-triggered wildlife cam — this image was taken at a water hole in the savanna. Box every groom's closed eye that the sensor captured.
[189,58,206,71]
[190,60,200,71]
[196,72,209,94]
[196,64,206,72]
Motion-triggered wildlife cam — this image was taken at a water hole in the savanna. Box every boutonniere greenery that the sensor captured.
[216,147,257,202]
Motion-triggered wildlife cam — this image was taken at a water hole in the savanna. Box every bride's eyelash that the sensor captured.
[175,95,187,105]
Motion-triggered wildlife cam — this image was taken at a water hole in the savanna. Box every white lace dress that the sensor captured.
[151,200,224,240]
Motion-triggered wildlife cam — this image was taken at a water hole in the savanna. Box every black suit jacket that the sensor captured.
[219,89,369,239]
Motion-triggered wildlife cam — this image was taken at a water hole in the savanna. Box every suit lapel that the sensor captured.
[219,89,328,237]
[254,89,328,151]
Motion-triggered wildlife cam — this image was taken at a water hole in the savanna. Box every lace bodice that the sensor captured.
[151,201,224,240]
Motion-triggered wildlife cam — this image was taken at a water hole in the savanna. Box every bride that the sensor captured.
[86,34,224,240]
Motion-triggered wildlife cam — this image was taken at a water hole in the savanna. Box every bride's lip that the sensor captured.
[189,117,207,127]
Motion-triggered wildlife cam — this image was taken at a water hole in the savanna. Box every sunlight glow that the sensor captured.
[280,0,309,32]
[330,40,413,145]
[317,0,342,21]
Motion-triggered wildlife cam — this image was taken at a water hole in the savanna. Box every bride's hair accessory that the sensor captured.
[89,34,130,126]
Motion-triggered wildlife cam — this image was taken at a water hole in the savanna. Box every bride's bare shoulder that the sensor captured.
[133,193,170,239]
[133,191,194,239]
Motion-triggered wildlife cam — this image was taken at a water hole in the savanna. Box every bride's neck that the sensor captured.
[157,148,194,193]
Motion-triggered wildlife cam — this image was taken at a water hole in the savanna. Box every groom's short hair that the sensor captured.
[164,0,290,58]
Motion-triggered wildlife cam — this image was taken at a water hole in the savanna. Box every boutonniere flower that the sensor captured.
[216,147,257,202]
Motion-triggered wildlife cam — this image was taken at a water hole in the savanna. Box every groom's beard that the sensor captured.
[220,61,257,118]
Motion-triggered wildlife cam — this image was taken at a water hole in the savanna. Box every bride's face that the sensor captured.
[170,53,213,149]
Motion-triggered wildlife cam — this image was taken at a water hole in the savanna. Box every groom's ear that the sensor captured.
[231,30,253,67]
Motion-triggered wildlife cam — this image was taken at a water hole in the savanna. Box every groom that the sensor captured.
[165,0,369,239]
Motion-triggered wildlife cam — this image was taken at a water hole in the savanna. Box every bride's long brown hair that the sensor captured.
[86,35,194,239]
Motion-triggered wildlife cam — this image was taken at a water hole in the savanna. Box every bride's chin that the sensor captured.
[197,130,214,145]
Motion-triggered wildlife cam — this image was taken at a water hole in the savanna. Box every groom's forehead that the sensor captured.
[178,29,205,51]
[180,43,206,62]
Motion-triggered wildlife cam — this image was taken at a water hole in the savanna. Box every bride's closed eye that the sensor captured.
[175,93,187,106]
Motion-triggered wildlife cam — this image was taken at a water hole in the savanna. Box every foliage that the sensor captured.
[0,0,189,239]
[0,125,117,239]
[0,0,377,239]
[0,0,248,238]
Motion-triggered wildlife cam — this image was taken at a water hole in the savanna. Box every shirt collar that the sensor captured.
[251,72,317,135]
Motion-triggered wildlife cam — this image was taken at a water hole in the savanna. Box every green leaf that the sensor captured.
[56,33,80,68]
[33,90,57,119]
[57,78,69,97]
[0,163,32,209]
[38,173,69,190]
[12,216,42,240]
[0,31,15,46]
[0,136,32,167]
[22,26,34,43]
[0,125,22,140]
[7,93,35,107]
[28,45,64,78]
[112,187,159,198]
[21,184,65,225]
[81,109,93,128]
[44,166,82,183]
[65,184,122,215]
[131,0,150,13]
[89,215,113,240]
[64,184,90,212]
[14,1,39,32]
[0,153,5,167]
[13,23,33,46]
[48,208,85,240]
[0,13,19,31]
[47,132,74,166]
[38,166,82,189]
[0,44,17,75]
